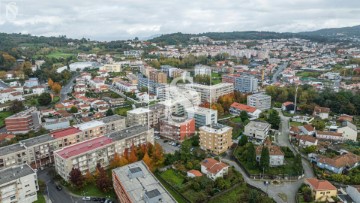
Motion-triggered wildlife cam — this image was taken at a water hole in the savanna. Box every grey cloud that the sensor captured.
[0,0,359,40]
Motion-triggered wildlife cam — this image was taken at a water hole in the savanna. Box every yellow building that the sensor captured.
[199,123,233,155]
[305,178,338,202]
[100,63,122,72]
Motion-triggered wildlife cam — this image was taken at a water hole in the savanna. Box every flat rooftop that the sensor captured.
[127,108,151,114]
[246,121,271,130]
[188,107,217,115]
[6,107,37,119]
[186,82,233,89]
[20,134,54,147]
[0,143,25,156]
[112,161,176,203]
[108,125,151,141]
[101,115,125,123]
[0,164,35,185]
[200,123,232,134]
[75,120,104,130]
[55,136,113,159]
[50,127,82,139]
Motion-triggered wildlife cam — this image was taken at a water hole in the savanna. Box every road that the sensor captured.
[60,73,79,102]
[272,62,288,84]
[0,80,9,89]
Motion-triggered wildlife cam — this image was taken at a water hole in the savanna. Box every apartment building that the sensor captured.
[99,63,122,72]
[126,104,165,127]
[112,161,176,203]
[108,125,154,155]
[54,136,115,181]
[199,123,233,155]
[159,116,195,142]
[0,164,38,203]
[101,115,126,134]
[50,127,84,148]
[74,120,105,139]
[187,107,218,128]
[194,65,212,76]
[244,121,271,141]
[247,93,271,110]
[0,134,56,170]
[235,75,258,93]
[5,107,42,134]
[149,70,167,84]
[137,73,166,95]
[185,83,234,102]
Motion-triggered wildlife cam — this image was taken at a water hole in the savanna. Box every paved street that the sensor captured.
[272,62,288,84]
[60,73,79,102]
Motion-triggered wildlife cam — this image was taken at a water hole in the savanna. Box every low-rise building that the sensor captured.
[54,136,115,181]
[187,170,203,178]
[230,102,261,119]
[0,164,38,203]
[244,121,271,141]
[337,121,357,141]
[5,107,42,134]
[313,106,330,119]
[316,152,360,174]
[295,135,318,147]
[316,131,345,141]
[99,63,122,72]
[281,101,294,111]
[112,161,176,203]
[199,123,232,155]
[247,93,271,110]
[305,178,337,202]
[256,139,285,166]
[299,124,316,136]
[200,158,229,180]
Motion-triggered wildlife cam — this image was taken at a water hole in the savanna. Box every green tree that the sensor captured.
[70,106,78,113]
[106,108,114,116]
[311,119,325,131]
[238,135,248,146]
[240,111,249,122]
[267,110,281,130]
[259,147,270,171]
[38,92,52,106]
[10,100,24,113]
[245,143,257,168]
[304,145,317,154]
[180,140,191,162]
[294,154,303,175]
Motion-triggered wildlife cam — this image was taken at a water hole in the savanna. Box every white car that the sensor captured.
[168,141,173,145]
[82,197,91,201]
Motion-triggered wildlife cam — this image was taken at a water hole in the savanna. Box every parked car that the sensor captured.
[168,141,173,145]
[56,185,62,191]
[163,140,168,143]
[82,197,91,201]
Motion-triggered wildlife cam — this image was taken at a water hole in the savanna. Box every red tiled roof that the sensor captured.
[314,106,330,114]
[282,101,294,106]
[231,102,257,113]
[55,136,113,159]
[305,178,336,191]
[316,131,342,137]
[296,135,317,143]
[50,127,82,139]
[201,158,228,175]
[188,170,203,177]
[303,124,315,132]
[318,153,360,168]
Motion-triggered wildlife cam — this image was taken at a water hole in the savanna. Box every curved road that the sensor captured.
[272,62,288,84]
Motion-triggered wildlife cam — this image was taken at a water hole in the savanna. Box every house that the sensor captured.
[345,185,360,203]
[229,102,261,119]
[187,170,203,178]
[316,152,360,174]
[316,131,345,141]
[295,135,318,147]
[289,126,301,135]
[255,139,284,167]
[292,115,313,124]
[299,124,316,136]
[337,121,357,141]
[200,158,229,180]
[282,101,294,111]
[305,178,337,202]
[313,106,330,119]
[337,114,353,123]
[244,121,271,142]
[32,86,46,96]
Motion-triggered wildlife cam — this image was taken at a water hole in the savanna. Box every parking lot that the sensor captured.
[155,137,180,154]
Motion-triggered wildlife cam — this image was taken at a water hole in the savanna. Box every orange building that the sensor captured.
[159,116,195,142]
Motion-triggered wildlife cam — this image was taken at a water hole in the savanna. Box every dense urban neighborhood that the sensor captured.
[1,25,360,203]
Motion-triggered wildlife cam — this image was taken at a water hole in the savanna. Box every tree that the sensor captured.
[10,100,24,113]
[240,111,249,122]
[302,187,313,202]
[38,92,52,106]
[96,165,112,192]
[110,153,122,169]
[267,110,281,130]
[106,108,114,116]
[69,168,84,188]
[84,170,95,185]
[303,145,317,154]
[70,106,78,113]
[128,146,138,163]
[142,152,153,171]
[259,147,270,171]
[311,119,325,131]
[294,154,303,175]
[52,82,62,94]
[180,140,191,162]
[245,143,257,168]
[151,143,164,167]
[48,78,54,87]
[238,135,248,146]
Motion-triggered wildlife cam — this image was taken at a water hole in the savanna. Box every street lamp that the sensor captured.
[293,84,299,115]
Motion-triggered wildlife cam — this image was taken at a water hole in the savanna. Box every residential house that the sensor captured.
[316,152,360,174]
[337,121,358,141]
[244,121,271,142]
[295,135,318,147]
[305,178,337,202]
[255,139,284,166]
[316,131,345,141]
[281,101,294,111]
[313,106,330,119]
[299,124,316,136]
[230,102,261,119]
[187,170,203,178]
[200,158,229,180]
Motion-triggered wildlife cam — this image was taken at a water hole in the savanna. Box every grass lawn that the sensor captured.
[208,184,248,203]
[67,184,116,199]
[295,71,321,78]
[52,96,60,103]
[290,121,303,126]
[114,106,133,116]
[25,97,39,106]
[160,169,184,187]
[211,72,222,85]
[34,194,46,203]
[231,117,242,123]
[155,173,188,203]
[47,51,74,59]
[0,111,13,126]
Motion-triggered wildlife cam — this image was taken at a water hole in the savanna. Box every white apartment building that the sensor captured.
[99,63,122,72]
[185,83,234,102]
[235,75,258,93]
[244,121,271,141]
[187,107,218,128]
[337,121,358,141]
[247,93,271,110]
[0,164,38,203]
[194,65,212,76]
[126,104,165,127]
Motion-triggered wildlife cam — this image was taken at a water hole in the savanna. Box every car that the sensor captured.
[56,185,62,191]
[168,141,173,145]
[190,147,194,152]
[91,197,101,201]
[82,197,91,201]
[172,143,177,146]
[163,140,168,143]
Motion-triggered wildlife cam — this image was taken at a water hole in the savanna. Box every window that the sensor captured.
[25,184,30,187]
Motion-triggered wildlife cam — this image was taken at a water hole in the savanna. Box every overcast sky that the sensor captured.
[0,0,359,41]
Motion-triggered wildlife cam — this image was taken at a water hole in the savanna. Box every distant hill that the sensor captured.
[150,25,360,45]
